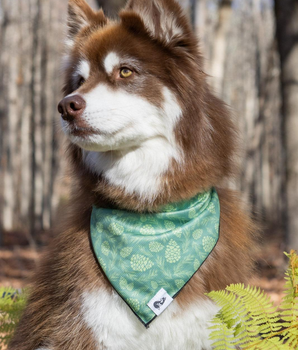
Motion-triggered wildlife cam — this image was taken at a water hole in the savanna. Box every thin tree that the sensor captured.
[275,0,298,250]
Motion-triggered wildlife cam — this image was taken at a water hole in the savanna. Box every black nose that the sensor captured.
[58,95,86,122]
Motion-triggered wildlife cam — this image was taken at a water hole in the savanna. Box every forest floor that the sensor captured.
[0,229,288,305]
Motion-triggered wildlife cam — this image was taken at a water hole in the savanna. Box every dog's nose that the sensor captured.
[58,95,86,122]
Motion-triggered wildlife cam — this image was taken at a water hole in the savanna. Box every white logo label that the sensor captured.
[147,288,173,316]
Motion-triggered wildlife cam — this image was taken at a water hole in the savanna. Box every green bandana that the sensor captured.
[90,188,220,327]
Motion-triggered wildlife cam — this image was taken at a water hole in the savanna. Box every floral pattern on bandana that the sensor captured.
[90,188,220,326]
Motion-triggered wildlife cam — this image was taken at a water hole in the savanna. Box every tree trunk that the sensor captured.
[95,0,125,17]
[0,0,67,244]
[196,0,284,234]
[275,0,298,250]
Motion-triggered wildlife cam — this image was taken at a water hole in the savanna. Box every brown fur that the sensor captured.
[8,0,257,349]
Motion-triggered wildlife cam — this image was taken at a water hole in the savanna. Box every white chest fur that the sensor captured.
[81,288,218,350]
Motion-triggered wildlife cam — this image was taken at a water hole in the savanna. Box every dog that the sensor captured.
[8,0,256,349]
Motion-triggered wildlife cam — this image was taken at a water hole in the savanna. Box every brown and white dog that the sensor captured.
[8,0,256,349]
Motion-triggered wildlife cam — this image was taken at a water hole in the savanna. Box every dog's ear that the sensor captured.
[67,0,107,46]
[119,0,194,48]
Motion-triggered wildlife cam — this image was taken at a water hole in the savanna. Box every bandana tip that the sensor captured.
[147,288,173,316]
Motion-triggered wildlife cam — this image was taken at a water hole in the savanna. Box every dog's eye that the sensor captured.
[120,68,133,78]
[78,77,85,87]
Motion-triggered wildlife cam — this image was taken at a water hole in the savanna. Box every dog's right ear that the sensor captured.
[67,0,107,46]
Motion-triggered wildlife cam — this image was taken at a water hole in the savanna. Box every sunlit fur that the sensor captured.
[103,52,121,74]
[8,1,257,349]
[76,59,90,80]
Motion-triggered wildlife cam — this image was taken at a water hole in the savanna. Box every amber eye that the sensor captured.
[78,76,85,87]
[120,68,133,78]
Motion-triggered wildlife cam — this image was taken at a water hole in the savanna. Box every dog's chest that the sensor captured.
[80,288,218,350]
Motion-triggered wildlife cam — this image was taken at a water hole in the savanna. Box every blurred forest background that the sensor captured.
[0,0,298,301]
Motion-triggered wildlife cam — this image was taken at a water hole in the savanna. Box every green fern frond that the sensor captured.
[208,285,283,349]
[281,324,298,348]
[280,251,298,324]
[208,288,258,346]
[209,316,235,350]
[250,336,292,350]
[226,284,282,335]
[279,250,298,348]
[207,250,298,350]
[0,287,27,348]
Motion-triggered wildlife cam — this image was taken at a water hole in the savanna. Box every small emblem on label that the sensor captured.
[147,288,173,316]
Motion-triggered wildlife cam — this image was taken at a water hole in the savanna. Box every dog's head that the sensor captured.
[59,0,199,152]
[59,0,236,209]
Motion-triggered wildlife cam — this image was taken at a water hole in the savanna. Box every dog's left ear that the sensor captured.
[67,0,107,46]
[120,0,194,48]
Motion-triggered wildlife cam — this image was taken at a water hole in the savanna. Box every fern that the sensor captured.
[250,337,292,350]
[207,250,298,350]
[226,284,282,336]
[0,287,27,348]
[209,316,235,350]
[279,250,298,349]
[208,289,259,346]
